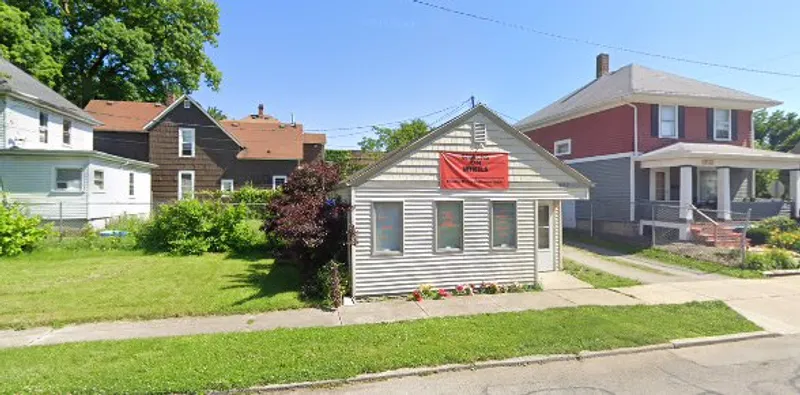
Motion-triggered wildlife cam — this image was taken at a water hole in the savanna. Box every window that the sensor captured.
[54,168,82,192]
[373,202,403,254]
[128,173,135,196]
[183,99,191,109]
[272,175,287,190]
[62,120,72,145]
[179,128,195,157]
[221,179,234,192]
[659,105,678,138]
[178,171,195,200]
[39,112,48,143]
[714,109,732,141]
[435,201,463,252]
[93,170,105,192]
[554,139,572,156]
[655,171,667,201]
[537,204,551,250]
[472,122,487,144]
[491,201,517,249]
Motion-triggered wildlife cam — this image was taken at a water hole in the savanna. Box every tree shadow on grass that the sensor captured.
[221,257,307,307]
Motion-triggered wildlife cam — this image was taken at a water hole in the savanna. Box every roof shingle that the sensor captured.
[85,100,168,132]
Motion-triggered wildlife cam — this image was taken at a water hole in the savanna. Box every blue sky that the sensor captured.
[193,0,800,149]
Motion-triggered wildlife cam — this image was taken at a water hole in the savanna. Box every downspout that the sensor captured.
[625,102,638,222]
[750,112,756,198]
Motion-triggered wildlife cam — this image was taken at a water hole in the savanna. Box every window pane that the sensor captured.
[129,173,135,196]
[375,202,402,253]
[714,109,730,122]
[436,201,463,251]
[180,173,193,199]
[56,169,82,191]
[538,205,551,250]
[63,120,71,145]
[39,112,48,127]
[660,105,676,121]
[492,202,517,248]
[93,170,104,190]
[181,129,194,156]
[273,176,287,189]
[660,120,676,137]
[655,172,666,200]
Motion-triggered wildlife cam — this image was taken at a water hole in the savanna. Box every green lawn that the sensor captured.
[0,250,310,329]
[563,259,641,288]
[0,301,758,393]
[564,231,763,279]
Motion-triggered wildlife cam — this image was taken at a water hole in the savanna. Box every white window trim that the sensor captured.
[183,99,191,109]
[713,108,732,142]
[490,200,518,250]
[221,179,234,192]
[554,138,572,156]
[537,202,553,251]
[433,200,464,254]
[658,104,679,139]
[62,119,72,146]
[178,170,195,200]
[178,128,196,158]
[649,167,671,201]
[52,167,83,193]
[372,201,404,256]
[128,172,135,198]
[272,175,287,190]
[92,169,105,193]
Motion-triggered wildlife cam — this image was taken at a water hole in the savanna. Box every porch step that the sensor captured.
[690,225,748,248]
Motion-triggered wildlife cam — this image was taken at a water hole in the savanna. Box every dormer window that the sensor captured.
[713,109,732,141]
[659,105,678,138]
[39,112,48,143]
[472,122,487,144]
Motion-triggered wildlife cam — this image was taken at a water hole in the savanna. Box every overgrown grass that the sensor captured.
[563,259,641,288]
[564,231,763,279]
[0,301,758,393]
[0,249,309,329]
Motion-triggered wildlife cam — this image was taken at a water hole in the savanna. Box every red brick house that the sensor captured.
[86,97,325,201]
[518,54,800,240]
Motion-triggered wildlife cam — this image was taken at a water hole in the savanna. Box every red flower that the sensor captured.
[456,284,465,292]
[438,288,449,297]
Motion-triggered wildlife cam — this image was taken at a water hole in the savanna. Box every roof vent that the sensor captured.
[106,101,113,105]
[231,122,240,127]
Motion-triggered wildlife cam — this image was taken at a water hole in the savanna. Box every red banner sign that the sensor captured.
[439,152,509,190]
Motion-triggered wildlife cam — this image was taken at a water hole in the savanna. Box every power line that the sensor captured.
[411,0,800,78]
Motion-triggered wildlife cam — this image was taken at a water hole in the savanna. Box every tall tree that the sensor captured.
[4,0,222,107]
[358,119,430,153]
[206,106,227,121]
[754,109,800,152]
[0,2,61,85]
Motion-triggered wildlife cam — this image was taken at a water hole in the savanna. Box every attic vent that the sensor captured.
[472,122,487,144]
[231,122,239,127]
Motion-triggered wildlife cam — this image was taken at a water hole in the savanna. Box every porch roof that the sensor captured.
[636,143,800,170]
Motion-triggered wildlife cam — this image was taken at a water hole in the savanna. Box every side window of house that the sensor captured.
[54,168,82,192]
[93,170,105,192]
[221,179,234,192]
[659,105,678,138]
[179,128,195,157]
[435,201,463,252]
[39,112,48,143]
[491,201,517,249]
[129,173,135,196]
[373,202,403,254]
[63,120,72,145]
[537,204,551,249]
[714,109,731,141]
[554,139,571,156]
[272,175,287,190]
[178,171,194,200]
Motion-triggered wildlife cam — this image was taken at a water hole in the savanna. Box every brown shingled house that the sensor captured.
[85,97,325,202]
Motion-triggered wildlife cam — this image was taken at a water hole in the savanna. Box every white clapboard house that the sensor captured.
[335,104,592,296]
[0,57,156,228]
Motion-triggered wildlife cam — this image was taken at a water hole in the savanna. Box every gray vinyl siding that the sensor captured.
[570,157,632,221]
[349,112,587,296]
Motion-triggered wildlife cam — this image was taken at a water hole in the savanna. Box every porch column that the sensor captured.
[679,166,693,221]
[717,167,731,221]
[791,170,800,218]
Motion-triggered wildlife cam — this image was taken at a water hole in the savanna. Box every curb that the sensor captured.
[228,331,780,393]
[763,269,800,277]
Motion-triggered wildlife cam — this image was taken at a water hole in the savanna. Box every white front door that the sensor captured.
[537,201,554,272]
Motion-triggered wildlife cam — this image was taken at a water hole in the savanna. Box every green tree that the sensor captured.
[754,109,800,152]
[207,106,227,121]
[0,2,62,85]
[4,1,223,107]
[358,119,430,153]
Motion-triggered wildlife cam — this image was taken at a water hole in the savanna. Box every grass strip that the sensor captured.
[563,259,642,288]
[0,301,759,393]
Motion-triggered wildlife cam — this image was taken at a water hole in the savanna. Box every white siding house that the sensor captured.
[336,105,592,296]
[0,57,156,228]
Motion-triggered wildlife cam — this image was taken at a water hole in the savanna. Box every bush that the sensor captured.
[754,216,799,233]
[104,214,148,233]
[313,260,349,308]
[0,202,51,257]
[136,200,261,255]
[746,227,770,246]
[743,248,798,271]
[767,230,800,251]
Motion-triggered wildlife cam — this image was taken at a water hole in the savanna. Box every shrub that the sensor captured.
[744,248,798,271]
[314,260,348,308]
[755,216,799,233]
[746,227,770,246]
[767,230,800,251]
[0,203,51,257]
[104,214,147,233]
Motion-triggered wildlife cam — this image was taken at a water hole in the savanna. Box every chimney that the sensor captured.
[596,53,610,78]
[165,92,176,106]
[257,103,264,118]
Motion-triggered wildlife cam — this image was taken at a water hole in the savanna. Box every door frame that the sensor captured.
[537,200,555,270]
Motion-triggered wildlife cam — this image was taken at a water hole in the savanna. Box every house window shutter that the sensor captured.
[706,108,714,140]
[678,106,686,138]
[650,104,659,137]
[731,110,739,141]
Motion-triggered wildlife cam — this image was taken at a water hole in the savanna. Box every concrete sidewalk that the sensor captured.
[2,274,799,349]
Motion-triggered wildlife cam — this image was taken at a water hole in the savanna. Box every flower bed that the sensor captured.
[408,282,540,302]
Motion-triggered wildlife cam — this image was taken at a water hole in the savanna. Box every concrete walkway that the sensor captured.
[2,275,799,349]
[564,242,725,282]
